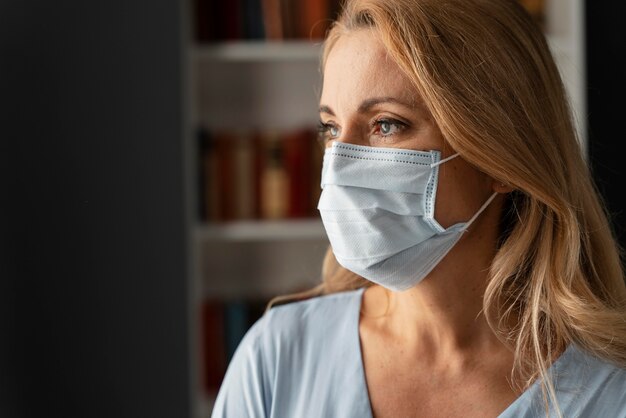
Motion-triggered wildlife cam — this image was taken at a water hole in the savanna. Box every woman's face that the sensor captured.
[319,29,497,229]
[319,29,442,151]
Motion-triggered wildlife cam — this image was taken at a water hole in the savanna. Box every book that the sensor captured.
[280,0,295,39]
[223,300,250,362]
[261,0,283,39]
[251,130,265,219]
[218,0,243,40]
[284,128,313,218]
[242,0,266,39]
[214,131,238,222]
[198,127,221,222]
[200,299,227,395]
[300,0,330,40]
[259,131,289,219]
[232,131,255,220]
[194,0,217,42]
[194,0,243,42]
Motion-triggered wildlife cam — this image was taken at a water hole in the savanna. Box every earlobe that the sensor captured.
[492,180,515,194]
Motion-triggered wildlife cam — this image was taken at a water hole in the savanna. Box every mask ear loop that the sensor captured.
[430,152,460,168]
[463,192,499,231]
[428,152,498,231]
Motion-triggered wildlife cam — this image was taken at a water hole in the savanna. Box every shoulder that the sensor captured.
[232,287,364,361]
[565,345,626,384]
[556,345,626,416]
[211,288,365,417]
[504,345,626,418]
[263,288,364,335]
[212,289,364,418]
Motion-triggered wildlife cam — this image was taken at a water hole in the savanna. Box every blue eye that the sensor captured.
[379,121,393,135]
[374,119,405,137]
[318,121,341,140]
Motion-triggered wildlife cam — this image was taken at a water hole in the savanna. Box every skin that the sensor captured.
[319,29,518,418]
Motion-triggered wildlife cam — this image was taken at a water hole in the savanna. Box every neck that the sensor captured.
[388,259,495,355]
[373,221,506,361]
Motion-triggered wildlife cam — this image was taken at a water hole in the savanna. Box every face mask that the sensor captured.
[317,142,497,292]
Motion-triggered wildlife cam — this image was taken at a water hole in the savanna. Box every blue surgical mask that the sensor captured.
[317,142,497,292]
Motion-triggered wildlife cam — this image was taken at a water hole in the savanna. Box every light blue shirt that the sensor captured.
[212,287,626,417]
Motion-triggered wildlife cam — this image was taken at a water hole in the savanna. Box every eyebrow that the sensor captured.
[319,96,417,116]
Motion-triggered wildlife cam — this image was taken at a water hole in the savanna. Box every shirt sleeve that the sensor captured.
[211,315,271,418]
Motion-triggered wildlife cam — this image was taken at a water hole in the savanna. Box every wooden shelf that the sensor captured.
[192,40,322,62]
[194,219,327,242]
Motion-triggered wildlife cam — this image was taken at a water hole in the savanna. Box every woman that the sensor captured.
[212,0,626,417]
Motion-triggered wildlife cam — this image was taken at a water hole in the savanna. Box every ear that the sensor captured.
[492,179,515,194]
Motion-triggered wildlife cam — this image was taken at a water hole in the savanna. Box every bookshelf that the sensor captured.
[186,2,334,417]
[193,40,322,61]
[195,219,326,241]
[184,0,585,417]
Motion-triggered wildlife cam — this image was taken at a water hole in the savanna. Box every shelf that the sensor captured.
[194,35,569,61]
[192,41,323,62]
[547,34,574,58]
[194,219,327,242]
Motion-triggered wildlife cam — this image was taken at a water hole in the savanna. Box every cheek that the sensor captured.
[432,162,490,228]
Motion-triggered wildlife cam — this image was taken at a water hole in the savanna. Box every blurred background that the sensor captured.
[0,0,624,417]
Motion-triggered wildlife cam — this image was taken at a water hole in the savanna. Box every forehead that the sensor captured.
[321,29,419,107]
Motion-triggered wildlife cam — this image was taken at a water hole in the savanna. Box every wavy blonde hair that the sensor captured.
[268,0,626,413]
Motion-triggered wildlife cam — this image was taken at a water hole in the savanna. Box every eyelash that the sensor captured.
[317,121,339,144]
[371,118,407,137]
[317,118,407,142]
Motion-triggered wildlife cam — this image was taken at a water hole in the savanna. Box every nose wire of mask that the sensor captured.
[317,142,498,292]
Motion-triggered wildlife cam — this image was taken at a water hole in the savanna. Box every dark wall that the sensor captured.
[0,1,189,418]
[586,2,626,256]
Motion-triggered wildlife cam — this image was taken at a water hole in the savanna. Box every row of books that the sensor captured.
[194,0,545,43]
[197,126,324,223]
[200,297,268,395]
[193,0,342,42]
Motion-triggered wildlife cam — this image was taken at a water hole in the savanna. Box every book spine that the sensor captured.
[280,0,295,39]
[215,132,237,222]
[232,132,255,220]
[200,129,221,222]
[284,128,312,218]
[219,1,243,40]
[300,0,330,40]
[252,131,264,219]
[201,299,227,396]
[194,0,217,42]
[260,131,289,219]
[261,0,283,39]
[243,0,266,39]
[224,300,250,362]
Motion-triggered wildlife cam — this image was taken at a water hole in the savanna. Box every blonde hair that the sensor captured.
[268,0,626,413]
